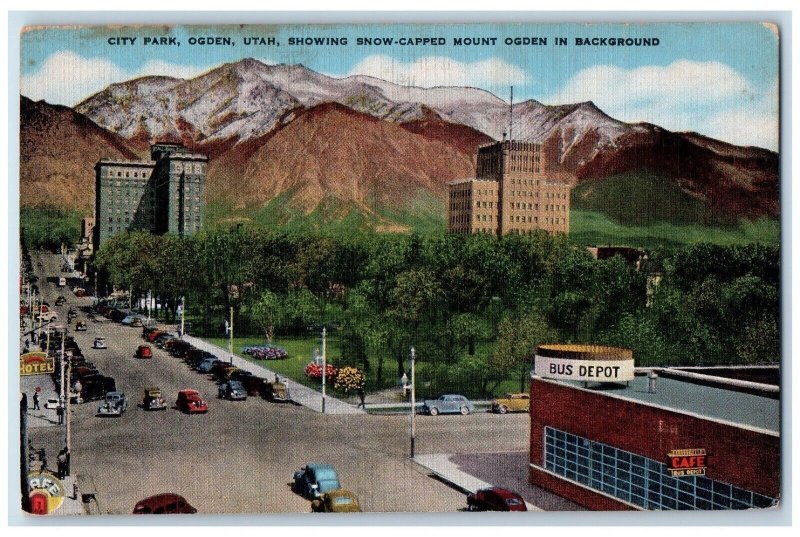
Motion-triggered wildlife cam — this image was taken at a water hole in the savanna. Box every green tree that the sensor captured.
[490,310,556,392]
[251,290,284,343]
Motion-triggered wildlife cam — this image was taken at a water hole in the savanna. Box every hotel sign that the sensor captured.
[20,352,55,376]
[534,345,634,383]
[667,448,707,477]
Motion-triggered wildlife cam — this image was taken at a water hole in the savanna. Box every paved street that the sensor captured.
[23,251,554,515]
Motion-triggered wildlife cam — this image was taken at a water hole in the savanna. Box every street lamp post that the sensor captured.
[180,296,185,340]
[228,306,234,365]
[321,327,327,414]
[410,347,417,458]
[407,347,417,459]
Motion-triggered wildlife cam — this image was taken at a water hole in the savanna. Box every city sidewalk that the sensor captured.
[183,335,364,414]
[413,453,541,511]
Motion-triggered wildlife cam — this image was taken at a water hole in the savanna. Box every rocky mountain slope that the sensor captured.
[23,59,779,223]
[20,96,140,211]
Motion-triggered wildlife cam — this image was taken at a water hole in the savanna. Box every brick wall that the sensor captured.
[529,378,780,509]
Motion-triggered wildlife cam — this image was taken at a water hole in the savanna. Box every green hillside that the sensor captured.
[195,171,783,247]
[571,170,735,227]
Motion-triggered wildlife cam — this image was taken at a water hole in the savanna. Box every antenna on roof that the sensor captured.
[509,86,514,142]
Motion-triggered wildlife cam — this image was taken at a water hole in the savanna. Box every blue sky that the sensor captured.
[20,23,779,150]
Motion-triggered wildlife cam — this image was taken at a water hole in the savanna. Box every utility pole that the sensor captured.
[321,327,327,414]
[58,328,65,403]
[180,296,185,339]
[410,346,417,459]
[65,356,72,476]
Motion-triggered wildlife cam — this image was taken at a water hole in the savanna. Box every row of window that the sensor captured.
[102,170,152,179]
[543,427,776,511]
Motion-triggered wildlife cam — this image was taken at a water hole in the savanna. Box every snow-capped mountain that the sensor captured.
[24,59,778,224]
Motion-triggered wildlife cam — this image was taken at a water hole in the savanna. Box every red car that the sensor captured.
[176,389,208,414]
[466,487,528,512]
[146,330,165,343]
[136,345,153,359]
[133,493,197,514]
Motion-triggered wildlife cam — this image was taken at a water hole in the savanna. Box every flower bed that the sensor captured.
[242,344,289,360]
[304,362,338,380]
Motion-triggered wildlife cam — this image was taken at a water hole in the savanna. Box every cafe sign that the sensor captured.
[20,352,55,376]
[667,448,708,477]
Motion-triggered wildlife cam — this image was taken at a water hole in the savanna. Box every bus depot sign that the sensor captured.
[667,448,708,477]
[20,352,55,376]
[534,344,634,382]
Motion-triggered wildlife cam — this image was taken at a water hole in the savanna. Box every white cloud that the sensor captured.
[20,51,214,107]
[346,54,527,88]
[545,60,778,151]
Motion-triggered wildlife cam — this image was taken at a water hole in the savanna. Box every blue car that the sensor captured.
[196,358,220,374]
[292,464,341,499]
[421,394,475,416]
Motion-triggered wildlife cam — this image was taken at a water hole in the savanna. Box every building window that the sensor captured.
[543,427,775,511]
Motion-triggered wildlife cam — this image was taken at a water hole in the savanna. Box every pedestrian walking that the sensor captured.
[32,392,40,410]
[56,404,64,425]
[357,388,366,409]
[56,449,67,479]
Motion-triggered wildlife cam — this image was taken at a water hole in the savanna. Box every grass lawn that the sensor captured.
[207,335,343,391]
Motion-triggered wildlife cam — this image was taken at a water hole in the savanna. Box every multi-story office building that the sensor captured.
[93,143,207,250]
[448,137,573,236]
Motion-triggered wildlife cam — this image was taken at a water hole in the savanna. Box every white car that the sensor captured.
[44,398,60,410]
[93,337,107,349]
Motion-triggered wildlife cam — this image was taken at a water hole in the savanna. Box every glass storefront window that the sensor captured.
[543,427,775,511]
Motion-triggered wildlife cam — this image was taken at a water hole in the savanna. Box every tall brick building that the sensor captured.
[93,143,207,250]
[447,136,574,236]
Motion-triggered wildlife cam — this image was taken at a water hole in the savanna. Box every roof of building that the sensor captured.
[539,369,780,435]
[446,177,499,186]
[95,159,155,167]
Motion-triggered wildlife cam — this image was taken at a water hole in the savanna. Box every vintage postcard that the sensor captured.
[16,21,781,517]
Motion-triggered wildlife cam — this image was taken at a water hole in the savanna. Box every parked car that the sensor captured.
[311,490,362,513]
[93,337,107,349]
[80,376,117,402]
[196,358,221,374]
[292,464,341,499]
[491,393,530,414]
[121,315,140,326]
[260,377,291,402]
[44,398,60,410]
[466,487,527,512]
[142,387,167,411]
[132,493,197,514]
[74,288,86,297]
[421,394,475,416]
[145,330,165,343]
[176,389,208,414]
[37,311,59,322]
[97,391,128,417]
[154,334,175,349]
[58,277,66,287]
[75,320,87,331]
[136,345,153,359]
[240,375,265,396]
[218,380,247,401]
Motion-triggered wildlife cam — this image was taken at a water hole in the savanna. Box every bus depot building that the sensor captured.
[529,345,780,511]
